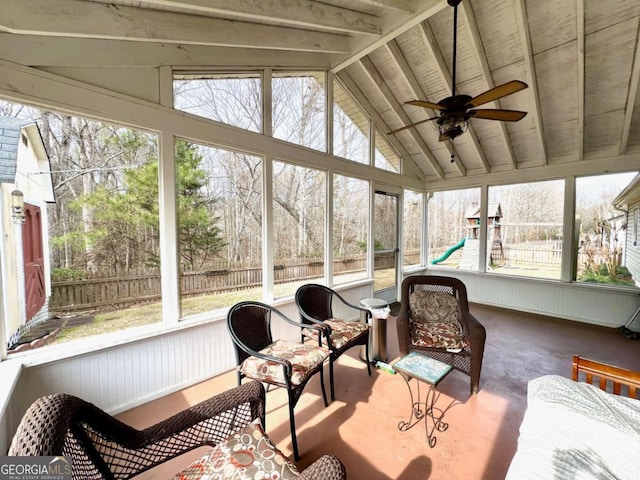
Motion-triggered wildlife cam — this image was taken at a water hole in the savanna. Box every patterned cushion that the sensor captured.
[173,422,299,480]
[302,318,369,350]
[409,291,467,349]
[410,321,469,350]
[409,290,461,324]
[239,339,330,386]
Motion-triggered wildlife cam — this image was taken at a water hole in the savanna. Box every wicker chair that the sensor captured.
[295,283,371,402]
[227,301,330,461]
[396,275,486,394]
[8,381,346,480]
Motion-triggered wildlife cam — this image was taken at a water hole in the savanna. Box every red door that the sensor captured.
[23,203,46,321]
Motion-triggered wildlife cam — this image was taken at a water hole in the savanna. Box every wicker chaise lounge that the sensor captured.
[8,381,346,480]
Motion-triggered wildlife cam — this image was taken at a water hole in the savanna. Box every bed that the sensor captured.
[505,355,640,480]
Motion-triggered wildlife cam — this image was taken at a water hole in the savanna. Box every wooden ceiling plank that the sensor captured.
[330,0,448,73]
[417,21,489,173]
[515,0,548,164]
[138,0,381,36]
[619,12,640,155]
[336,71,427,180]
[358,57,447,177]
[1,0,349,53]
[461,1,516,170]
[577,0,585,160]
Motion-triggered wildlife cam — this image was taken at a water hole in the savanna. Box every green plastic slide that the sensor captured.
[431,237,466,264]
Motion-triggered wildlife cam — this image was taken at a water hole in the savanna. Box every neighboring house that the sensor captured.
[0,116,55,349]
[614,173,640,287]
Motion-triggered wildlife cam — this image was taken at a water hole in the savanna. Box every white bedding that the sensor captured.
[505,375,640,480]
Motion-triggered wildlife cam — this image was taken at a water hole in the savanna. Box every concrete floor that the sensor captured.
[117,303,640,480]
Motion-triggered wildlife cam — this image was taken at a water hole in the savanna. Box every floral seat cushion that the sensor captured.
[174,422,299,480]
[239,339,330,386]
[302,318,369,350]
[410,321,468,350]
[409,290,468,349]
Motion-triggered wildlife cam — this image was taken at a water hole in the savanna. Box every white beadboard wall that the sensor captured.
[422,270,640,328]
[3,283,373,450]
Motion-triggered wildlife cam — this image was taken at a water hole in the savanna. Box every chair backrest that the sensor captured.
[295,283,334,323]
[227,302,276,364]
[402,275,470,313]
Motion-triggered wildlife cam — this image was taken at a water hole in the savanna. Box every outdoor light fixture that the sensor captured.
[11,189,25,224]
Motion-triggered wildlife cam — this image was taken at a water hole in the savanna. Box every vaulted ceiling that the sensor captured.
[2,0,640,187]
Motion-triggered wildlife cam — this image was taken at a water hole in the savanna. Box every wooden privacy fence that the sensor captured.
[51,256,356,312]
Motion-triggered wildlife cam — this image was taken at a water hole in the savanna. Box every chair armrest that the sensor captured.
[297,454,347,480]
[461,311,486,343]
[280,309,330,336]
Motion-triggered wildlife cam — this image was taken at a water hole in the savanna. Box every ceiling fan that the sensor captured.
[389,0,528,142]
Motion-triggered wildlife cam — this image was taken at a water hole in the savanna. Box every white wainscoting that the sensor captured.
[3,283,373,450]
[409,269,640,328]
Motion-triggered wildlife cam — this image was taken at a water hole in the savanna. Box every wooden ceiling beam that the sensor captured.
[354,0,415,14]
[137,0,381,36]
[515,0,547,164]
[359,56,447,178]
[417,21,489,173]
[330,0,447,73]
[0,34,333,68]
[0,0,349,53]
[460,1,516,170]
[384,39,465,176]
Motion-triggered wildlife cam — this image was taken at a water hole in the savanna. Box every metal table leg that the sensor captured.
[397,374,449,447]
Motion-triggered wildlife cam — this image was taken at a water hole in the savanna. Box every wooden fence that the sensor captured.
[51,251,414,313]
[51,257,357,312]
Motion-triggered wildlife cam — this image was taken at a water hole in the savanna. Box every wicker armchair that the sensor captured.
[396,275,486,394]
[8,381,346,480]
[295,283,371,402]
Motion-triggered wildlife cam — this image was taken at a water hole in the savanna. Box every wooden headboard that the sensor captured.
[572,355,640,399]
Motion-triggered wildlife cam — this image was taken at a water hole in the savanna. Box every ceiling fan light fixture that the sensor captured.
[438,114,469,140]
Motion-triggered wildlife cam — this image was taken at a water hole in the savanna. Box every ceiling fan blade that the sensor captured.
[406,100,445,111]
[469,109,528,122]
[467,80,528,108]
[388,117,439,135]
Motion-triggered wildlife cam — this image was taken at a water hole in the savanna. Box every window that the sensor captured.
[272,72,326,151]
[177,141,263,317]
[575,172,638,287]
[487,180,564,279]
[1,102,162,351]
[173,73,262,133]
[428,188,480,270]
[273,161,325,298]
[333,174,369,285]
[403,190,423,268]
[333,81,369,164]
[374,130,401,173]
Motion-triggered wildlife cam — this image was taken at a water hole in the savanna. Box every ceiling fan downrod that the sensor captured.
[449,0,462,97]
